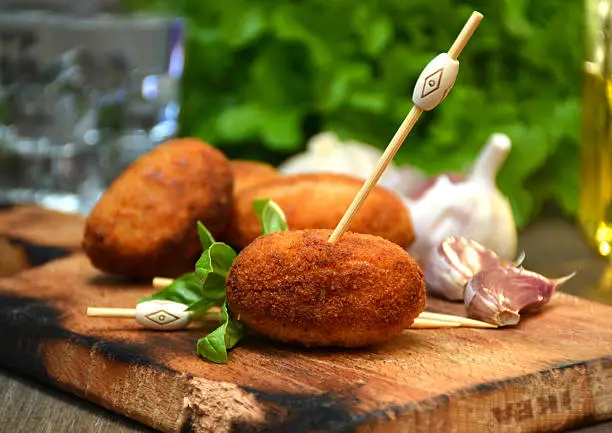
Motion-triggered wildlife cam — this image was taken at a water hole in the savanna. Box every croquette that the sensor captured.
[230,160,280,194]
[227,173,415,250]
[226,229,426,348]
[83,138,233,279]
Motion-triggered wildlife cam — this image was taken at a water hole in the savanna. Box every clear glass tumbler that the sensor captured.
[0,10,184,215]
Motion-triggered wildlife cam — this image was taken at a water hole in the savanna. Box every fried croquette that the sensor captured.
[226,229,426,347]
[227,173,415,250]
[230,160,280,194]
[83,138,233,278]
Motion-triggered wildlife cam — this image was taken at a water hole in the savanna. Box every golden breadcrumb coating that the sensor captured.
[230,160,280,194]
[226,229,426,347]
[227,173,415,250]
[83,138,233,278]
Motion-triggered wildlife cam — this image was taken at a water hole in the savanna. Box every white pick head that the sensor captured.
[135,300,192,331]
[412,53,459,111]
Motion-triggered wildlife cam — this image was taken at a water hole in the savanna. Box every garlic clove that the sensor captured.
[423,236,502,301]
[465,267,576,326]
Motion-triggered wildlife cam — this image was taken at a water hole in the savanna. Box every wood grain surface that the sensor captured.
[1,250,612,433]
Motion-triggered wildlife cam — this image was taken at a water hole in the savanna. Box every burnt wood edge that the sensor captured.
[1,295,610,433]
[185,360,612,433]
[5,237,76,267]
[0,295,173,385]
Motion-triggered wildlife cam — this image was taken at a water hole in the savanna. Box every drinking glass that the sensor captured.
[0,10,184,214]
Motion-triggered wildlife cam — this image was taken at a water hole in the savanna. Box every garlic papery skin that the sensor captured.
[406,133,518,264]
[465,267,576,326]
[278,131,427,194]
[423,236,504,301]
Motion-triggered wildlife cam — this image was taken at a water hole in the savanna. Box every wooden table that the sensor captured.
[1,214,612,433]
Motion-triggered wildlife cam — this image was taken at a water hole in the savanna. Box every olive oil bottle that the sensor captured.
[579,0,612,257]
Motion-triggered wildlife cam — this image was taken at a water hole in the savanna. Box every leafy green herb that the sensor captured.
[196,301,245,364]
[253,198,289,235]
[189,242,237,315]
[138,273,202,305]
[195,243,237,283]
[197,221,215,251]
[137,198,287,363]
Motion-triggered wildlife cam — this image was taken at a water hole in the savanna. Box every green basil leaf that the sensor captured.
[196,301,245,364]
[209,243,238,274]
[195,242,237,283]
[187,273,227,313]
[139,220,237,323]
[253,198,288,235]
[137,273,202,306]
[201,273,228,300]
[197,221,215,251]
[225,315,245,349]
[186,297,220,315]
[196,323,229,364]
[195,249,213,283]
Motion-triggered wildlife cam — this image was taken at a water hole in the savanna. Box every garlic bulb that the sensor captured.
[465,267,576,326]
[406,133,518,264]
[278,131,427,195]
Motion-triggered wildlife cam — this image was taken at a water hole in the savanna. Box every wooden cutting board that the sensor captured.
[1,253,611,433]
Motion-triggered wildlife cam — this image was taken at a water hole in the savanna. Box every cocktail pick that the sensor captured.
[328,11,484,244]
[87,299,496,330]
[87,300,194,331]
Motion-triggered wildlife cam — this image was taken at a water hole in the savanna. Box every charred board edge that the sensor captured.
[0,294,190,432]
[0,295,173,379]
[333,357,611,433]
[175,356,612,433]
[6,236,76,267]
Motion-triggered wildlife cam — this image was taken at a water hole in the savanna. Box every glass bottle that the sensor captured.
[579,0,612,257]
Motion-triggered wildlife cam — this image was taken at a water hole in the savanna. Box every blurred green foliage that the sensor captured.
[125,0,584,227]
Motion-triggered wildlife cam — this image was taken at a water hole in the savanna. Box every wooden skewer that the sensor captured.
[87,305,462,330]
[86,307,221,321]
[327,11,483,244]
[147,277,496,328]
[89,301,494,332]
[448,12,484,59]
[327,106,423,244]
[148,277,497,328]
[87,307,136,318]
[409,318,461,329]
[419,312,497,329]
[153,277,173,289]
